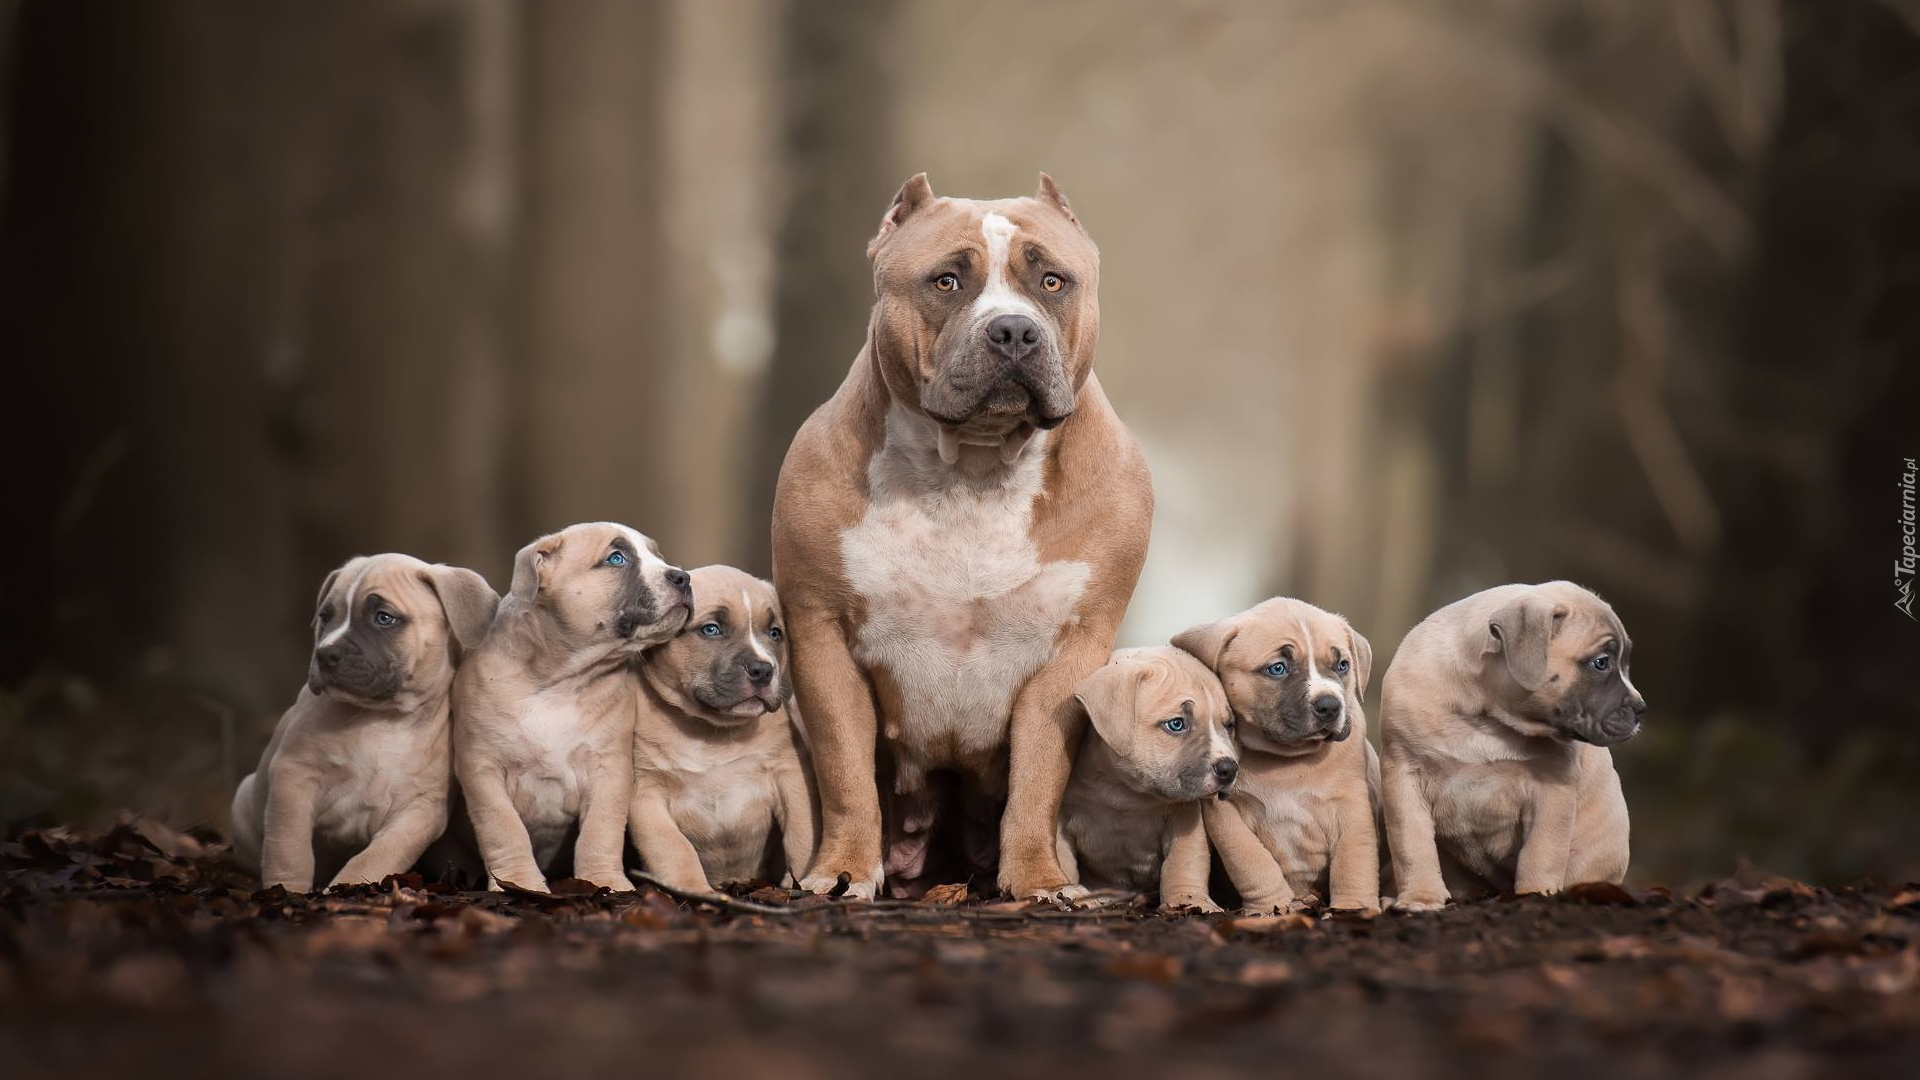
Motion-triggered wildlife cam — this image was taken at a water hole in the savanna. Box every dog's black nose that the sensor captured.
[1630,694,1648,715]
[746,660,774,687]
[315,645,343,671]
[665,568,691,594]
[1311,693,1343,720]
[1211,758,1238,785]
[984,314,1040,362]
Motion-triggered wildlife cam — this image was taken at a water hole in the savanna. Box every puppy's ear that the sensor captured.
[868,173,934,259]
[1347,623,1374,699]
[1035,172,1084,231]
[421,565,500,660]
[1073,661,1148,756]
[1486,594,1566,692]
[313,567,342,620]
[509,534,564,603]
[1172,618,1239,673]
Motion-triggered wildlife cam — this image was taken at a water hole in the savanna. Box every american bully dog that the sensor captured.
[453,523,692,892]
[1175,598,1381,912]
[628,565,818,894]
[771,173,1152,900]
[1380,581,1645,911]
[1057,646,1235,910]
[232,554,498,892]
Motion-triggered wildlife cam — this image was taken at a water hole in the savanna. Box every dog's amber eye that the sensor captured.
[934,273,959,292]
[1042,273,1064,292]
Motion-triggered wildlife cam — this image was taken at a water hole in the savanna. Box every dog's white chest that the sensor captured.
[841,418,1090,780]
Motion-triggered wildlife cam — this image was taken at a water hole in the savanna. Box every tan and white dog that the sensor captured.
[772,173,1152,900]
[1175,598,1381,912]
[628,565,818,893]
[1058,646,1235,910]
[1380,581,1645,911]
[232,554,498,892]
[453,523,691,893]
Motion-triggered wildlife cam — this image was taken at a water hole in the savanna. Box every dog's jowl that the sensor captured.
[231,554,499,892]
[771,173,1152,900]
[453,522,692,893]
[1380,581,1645,911]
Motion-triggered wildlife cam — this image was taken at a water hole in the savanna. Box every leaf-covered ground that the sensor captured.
[5,818,1920,1079]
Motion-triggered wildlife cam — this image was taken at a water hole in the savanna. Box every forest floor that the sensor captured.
[4,818,1920,1080]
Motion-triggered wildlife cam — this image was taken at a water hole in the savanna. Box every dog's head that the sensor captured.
[308,553,499,703]
[507,522,691,653]
[641,565,791,728]
[1173,598,1371,755]
[1073,646,1238,802]
[864,173,1100,453]
[1481,581,1646,746]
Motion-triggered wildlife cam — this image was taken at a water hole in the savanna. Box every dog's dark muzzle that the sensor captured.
[308,642,401,700]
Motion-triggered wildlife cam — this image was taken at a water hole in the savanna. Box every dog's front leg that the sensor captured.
[1327,792,1381,912]
[461,765,547,892]
[1202,797,1294,912]
[787,603,883,899]
[1381,746,1448,911]
[1514,783,1578,896]
[772,752,821,887]
[628,793,713,894]
[260,770,320,892]
[999,630,1111,900]
[1159,800,1220,912]
[329,797,446,888]
[573,750,636,891]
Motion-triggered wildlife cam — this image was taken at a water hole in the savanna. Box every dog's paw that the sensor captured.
[1162,893,1224,915]
[1388,890,1449,913]
[799,869,879,901]
[597,872,636,893]
[1025,883,1095,906]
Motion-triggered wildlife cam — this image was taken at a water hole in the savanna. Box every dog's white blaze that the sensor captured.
[743,589,775,663]
[318,573,359,647]
[841,405,1092,790]
[970,211,1041,327]
[1208,720,1236,764]
[1300,615,1344,706]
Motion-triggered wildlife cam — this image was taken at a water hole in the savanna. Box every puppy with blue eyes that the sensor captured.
[453,523,692,893]
[627,566,818,894]
[1175,598,1381,912]
[231,553,499,892]
[1380,581,1644,911]
[1055,646,1237,910]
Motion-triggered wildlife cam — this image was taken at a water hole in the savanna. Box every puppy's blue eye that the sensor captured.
[767,626,783,642]
[1333,659,1350,675]
[698,623,723,638]
[605,550,628,567]
[1264,661,1288,678]
[374,611,398,628]
[1591,655,1609,671]
[1161,717,1189,734]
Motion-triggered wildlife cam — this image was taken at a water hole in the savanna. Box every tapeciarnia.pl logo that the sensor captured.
[1899,457,1917,620]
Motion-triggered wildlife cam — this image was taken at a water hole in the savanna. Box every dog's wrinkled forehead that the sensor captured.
[877,196,1096,291]
[1232,599,1351,666]
[1114,646,1227,718]
[689,564,781,630]
[316,553,434,626]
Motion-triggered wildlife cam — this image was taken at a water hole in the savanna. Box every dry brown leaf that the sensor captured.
[922,882,971,905]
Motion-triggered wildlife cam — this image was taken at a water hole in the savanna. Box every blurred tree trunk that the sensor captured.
[747,0,900,573]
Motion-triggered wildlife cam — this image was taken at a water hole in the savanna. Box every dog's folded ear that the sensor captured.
[509,534,564,603]
[1347,624,1374,699]
[422,565,500,660]
[313,567,342,621]
[1073,660,1150,756]
[1172,618,1240,673]
[1486,593,1565,692]
[868,173,935,259]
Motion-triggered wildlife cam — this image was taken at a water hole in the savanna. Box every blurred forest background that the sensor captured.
[1,0,1915,885]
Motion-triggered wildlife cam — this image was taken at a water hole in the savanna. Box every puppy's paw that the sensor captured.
[1389,890,1449,913]
[1162,892,1224,915]
[799,869,880,901]
[1025,883,1095,906]
[595,872,636,893]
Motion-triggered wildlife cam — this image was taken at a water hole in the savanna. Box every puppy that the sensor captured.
[231,554,498,892]
[1174,598,1380,912]
[453,523,692,892]
[1380,581,1645,911]
[1057,646,1236,910]
[627,566,818,893]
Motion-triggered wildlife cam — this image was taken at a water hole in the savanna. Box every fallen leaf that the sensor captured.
[1563,881,1638,906]
[923,882,971,905]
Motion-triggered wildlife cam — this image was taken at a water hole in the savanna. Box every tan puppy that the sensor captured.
[628,565,818,893]
[231,554,498,892]
[1380,581,1645,911]
[453,523,692,893]
[1057,646,1236,910]
[772,173,1152,900]
[1175,598,1380,912]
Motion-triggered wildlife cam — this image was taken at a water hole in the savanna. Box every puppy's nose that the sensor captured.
[315,645,343,671]
[746,660,774,687]
[1211,758,1238,786]
[1630,693,1648,715]
[665,568,691,595]
[1310,693,1343,721]
[984,314,1040,362]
